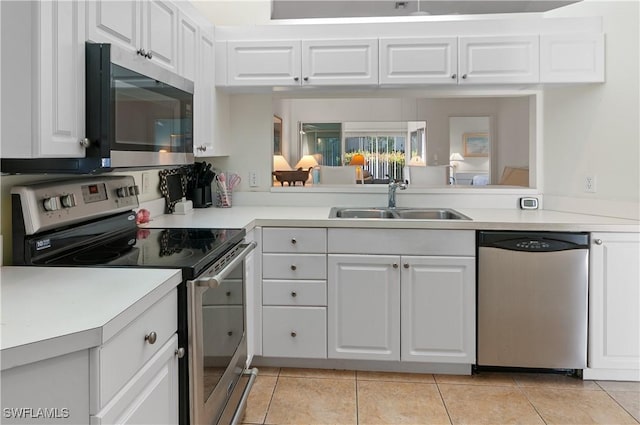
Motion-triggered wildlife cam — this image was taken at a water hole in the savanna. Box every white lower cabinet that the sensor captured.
[328,253,475,364]
[401,256,475,363]
[91,335,179,425]
[263,306,327,358]
[261,228,328,359]
[586,233,640,379]
[327,255,400,361]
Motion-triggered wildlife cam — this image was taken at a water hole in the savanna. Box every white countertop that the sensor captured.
[0,267,182,370]
[146,206,640,232]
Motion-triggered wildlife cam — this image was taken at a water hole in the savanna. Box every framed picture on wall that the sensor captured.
[463,132,489,157]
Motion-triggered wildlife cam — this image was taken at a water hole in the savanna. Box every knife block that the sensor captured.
[189,186,212,208]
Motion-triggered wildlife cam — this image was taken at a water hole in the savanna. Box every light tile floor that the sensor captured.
[241,368,640,425]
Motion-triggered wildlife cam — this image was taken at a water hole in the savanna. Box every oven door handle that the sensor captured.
[187,241,257,288]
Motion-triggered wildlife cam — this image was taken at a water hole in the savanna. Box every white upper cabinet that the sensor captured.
[87,0,178,74]
[177,10,199,81]
[540,33,605,83]
[194,27,218,156]
[1,0,86,159]
[301,39,379,85]
[379,37,457,85]
[224,38,379,86]
[458,35,540,84]
[227,40,302,86]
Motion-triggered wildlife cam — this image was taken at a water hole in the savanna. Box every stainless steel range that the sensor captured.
[11,176,257,425]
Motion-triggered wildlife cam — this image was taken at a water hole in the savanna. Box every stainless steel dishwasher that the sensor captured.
[477,231,589,370]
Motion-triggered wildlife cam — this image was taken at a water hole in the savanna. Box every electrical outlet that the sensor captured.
[248,171,259,187]
[141,172,151,194]
[585,175,597,193]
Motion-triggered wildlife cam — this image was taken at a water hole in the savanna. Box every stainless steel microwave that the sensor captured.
[1,43,194,174]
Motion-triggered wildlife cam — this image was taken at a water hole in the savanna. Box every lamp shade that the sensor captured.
[410,156,426,166]
[349,153,365,166]
[295,155,319,169]
[273,155,292,171]
[449,152,465,161]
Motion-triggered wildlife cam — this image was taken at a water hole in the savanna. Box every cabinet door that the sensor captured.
[589,233,640,370]
[401,256,475,363]
[227,40,301,86]
[87,0,141,54]
[141,0,178,73]
[302,39,378,85]
[177,11,198,81]
[328,254,400,360]
[194,27,219,156]
[540,33,604,83]
[36,0,86,157]
[91,335,179,425]
[459,35,539,84]
[379,37,457,85]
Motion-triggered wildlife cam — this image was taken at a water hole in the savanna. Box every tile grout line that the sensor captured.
[598,386,640,423]
[515,380,550,425]
[261,368,281,425]
[434,376,455,425]
[355,371,360,425]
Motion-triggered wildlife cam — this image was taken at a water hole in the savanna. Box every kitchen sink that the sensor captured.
[331,208,398,219]
[329,207,471,220]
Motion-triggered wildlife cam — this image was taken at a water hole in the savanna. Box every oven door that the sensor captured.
[187,242,257,425]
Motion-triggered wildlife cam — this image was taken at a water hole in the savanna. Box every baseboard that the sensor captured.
[582,368,640,381]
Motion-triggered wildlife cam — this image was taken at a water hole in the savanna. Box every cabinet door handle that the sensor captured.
[226,291,231,297]
[79,138,91,148]
[594,239,603,245]
[145,51,153,59]
[451,74,457,79]
[303,77,309,82]
[290,265,297,271]
[291,238,297,245]
[393,263,398,269]
[291,291,297,297]
[228,331,233,336]
[403,263,409,269]
[197,145,207,152]
[145,331,157,344]
[291,331,297,337]
[175,347,185,358]
[462,74,468,79]
[294,76,299,81]
[137,48,146,57]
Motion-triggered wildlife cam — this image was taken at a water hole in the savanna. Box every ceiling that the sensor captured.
[271,1,580,20]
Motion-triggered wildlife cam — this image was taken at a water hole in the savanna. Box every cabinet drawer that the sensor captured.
[91,289,177,411]
[263,280,327,306]
[263,254,327,279]
[263,307,327,358]
[263,228,327,253]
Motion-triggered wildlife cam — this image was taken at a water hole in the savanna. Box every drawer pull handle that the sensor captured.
[291,238,297,245]
[291,331,297,337]
[291,291,297,297]
[228,331,233,336]
[175,347,185,358]
[226,291,231,296]
[594,239,603,245]
[145,331,157,345]
[290,265,297,271]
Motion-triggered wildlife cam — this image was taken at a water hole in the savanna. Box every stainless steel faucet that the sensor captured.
[387,177,407,208]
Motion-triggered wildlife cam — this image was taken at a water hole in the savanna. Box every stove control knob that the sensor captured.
[116,187,128,198]
[128,185,139,196]
[42,196,60,211]
[60,194,76,208]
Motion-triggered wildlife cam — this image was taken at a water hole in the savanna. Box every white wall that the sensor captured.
[542,0,639,218]
[449,116,491,176]
[191,0,271,25]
